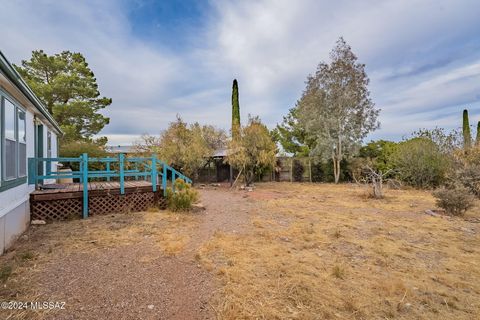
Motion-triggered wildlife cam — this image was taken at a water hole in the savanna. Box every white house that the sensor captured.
[0,51,62,254]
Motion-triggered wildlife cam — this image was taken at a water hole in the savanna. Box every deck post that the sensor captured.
[135,163,139,181]
[162,163,167,196]
[151,155,157,192]
[119,153,125,195]
[82,153,89,219]
[106,161,111,181]
[172,170,176,192]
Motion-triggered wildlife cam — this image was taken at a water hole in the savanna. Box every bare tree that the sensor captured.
[364,166,392,199]
[297,38,379,183]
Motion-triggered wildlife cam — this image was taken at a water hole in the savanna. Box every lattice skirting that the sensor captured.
[31,192,165,221]
[31,198,83,221]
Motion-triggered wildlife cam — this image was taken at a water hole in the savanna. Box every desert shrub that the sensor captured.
[433,187,475,216]
[392,137,450,188]
[450,146,480,197]
[166,178,198,211]
[292,159,305,182]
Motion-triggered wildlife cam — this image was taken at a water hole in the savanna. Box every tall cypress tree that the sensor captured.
[463,109,472,148]
[232,79,240,139]
[476,121,480,146]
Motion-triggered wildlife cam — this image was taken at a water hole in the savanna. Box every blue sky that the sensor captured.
[1,0,480,145]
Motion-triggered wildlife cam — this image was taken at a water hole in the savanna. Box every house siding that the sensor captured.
[0,57,60,254]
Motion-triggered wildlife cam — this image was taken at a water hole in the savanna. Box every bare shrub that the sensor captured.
[433,187,475,216]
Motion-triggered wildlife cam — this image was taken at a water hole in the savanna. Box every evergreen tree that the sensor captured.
[462,109,472,148]
[15,50,111,144]
[477,121,480,146]
[231,79,240,139]
[272,106,312,156]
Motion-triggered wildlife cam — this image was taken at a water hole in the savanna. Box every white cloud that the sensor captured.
[1,0,479,145]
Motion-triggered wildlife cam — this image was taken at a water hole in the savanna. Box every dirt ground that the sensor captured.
[1,183,479,319]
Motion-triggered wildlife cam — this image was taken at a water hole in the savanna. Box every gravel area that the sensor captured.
[0,186,252,320]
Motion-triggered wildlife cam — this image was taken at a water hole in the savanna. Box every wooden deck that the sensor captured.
[30,181,160,201]
[30,181,164,220]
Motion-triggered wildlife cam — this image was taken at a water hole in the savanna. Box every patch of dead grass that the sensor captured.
[199,183,480,319]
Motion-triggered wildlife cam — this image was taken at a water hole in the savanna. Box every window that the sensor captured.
[4,99,16,180]
[47,131,52,158]
[18,110,27,177]
[2,95,27,183]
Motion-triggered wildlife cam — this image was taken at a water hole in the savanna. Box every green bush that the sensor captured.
[433,187,475,216]
[392,138,450,188]
[292,159,304,182]
[166,178,198,211]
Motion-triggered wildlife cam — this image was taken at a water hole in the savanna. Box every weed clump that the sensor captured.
[0,265,12,283]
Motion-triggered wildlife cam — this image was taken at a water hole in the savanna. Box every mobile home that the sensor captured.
[0,51,62,254]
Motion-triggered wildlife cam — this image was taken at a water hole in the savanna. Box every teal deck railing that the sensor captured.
[28,153,192,219]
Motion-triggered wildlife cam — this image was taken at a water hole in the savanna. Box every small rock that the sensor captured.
[147,304,154,310]
[21,235,29,241]
[31,219,46,225]
[193,203,206,211]
[425,210,439,217]
[460,227,475,234]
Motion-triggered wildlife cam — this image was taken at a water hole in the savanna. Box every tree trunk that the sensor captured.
[334,159,340,184]
[332,155,340,184]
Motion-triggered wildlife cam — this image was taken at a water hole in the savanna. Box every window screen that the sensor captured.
[19,143,27,177]
[4,99,15,140]
[5,139,16,180]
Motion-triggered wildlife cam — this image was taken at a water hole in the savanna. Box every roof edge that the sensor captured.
[0,51,63,135]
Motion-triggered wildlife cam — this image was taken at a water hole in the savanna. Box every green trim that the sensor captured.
[0,51,62,136]
[0,176,27,192]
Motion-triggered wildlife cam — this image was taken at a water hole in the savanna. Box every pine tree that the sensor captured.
[231,79,240,139]
[15,50,111,144]
[463,109,472,148]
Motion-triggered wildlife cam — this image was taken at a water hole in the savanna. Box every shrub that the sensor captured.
[166,178,198,211]
[450,146,480,198]
[392,138,450,188]
[433,187,475,216]
[292,159,305,182]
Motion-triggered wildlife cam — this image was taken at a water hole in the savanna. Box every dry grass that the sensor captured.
[1,183,479,319]
[198,183,480,319]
